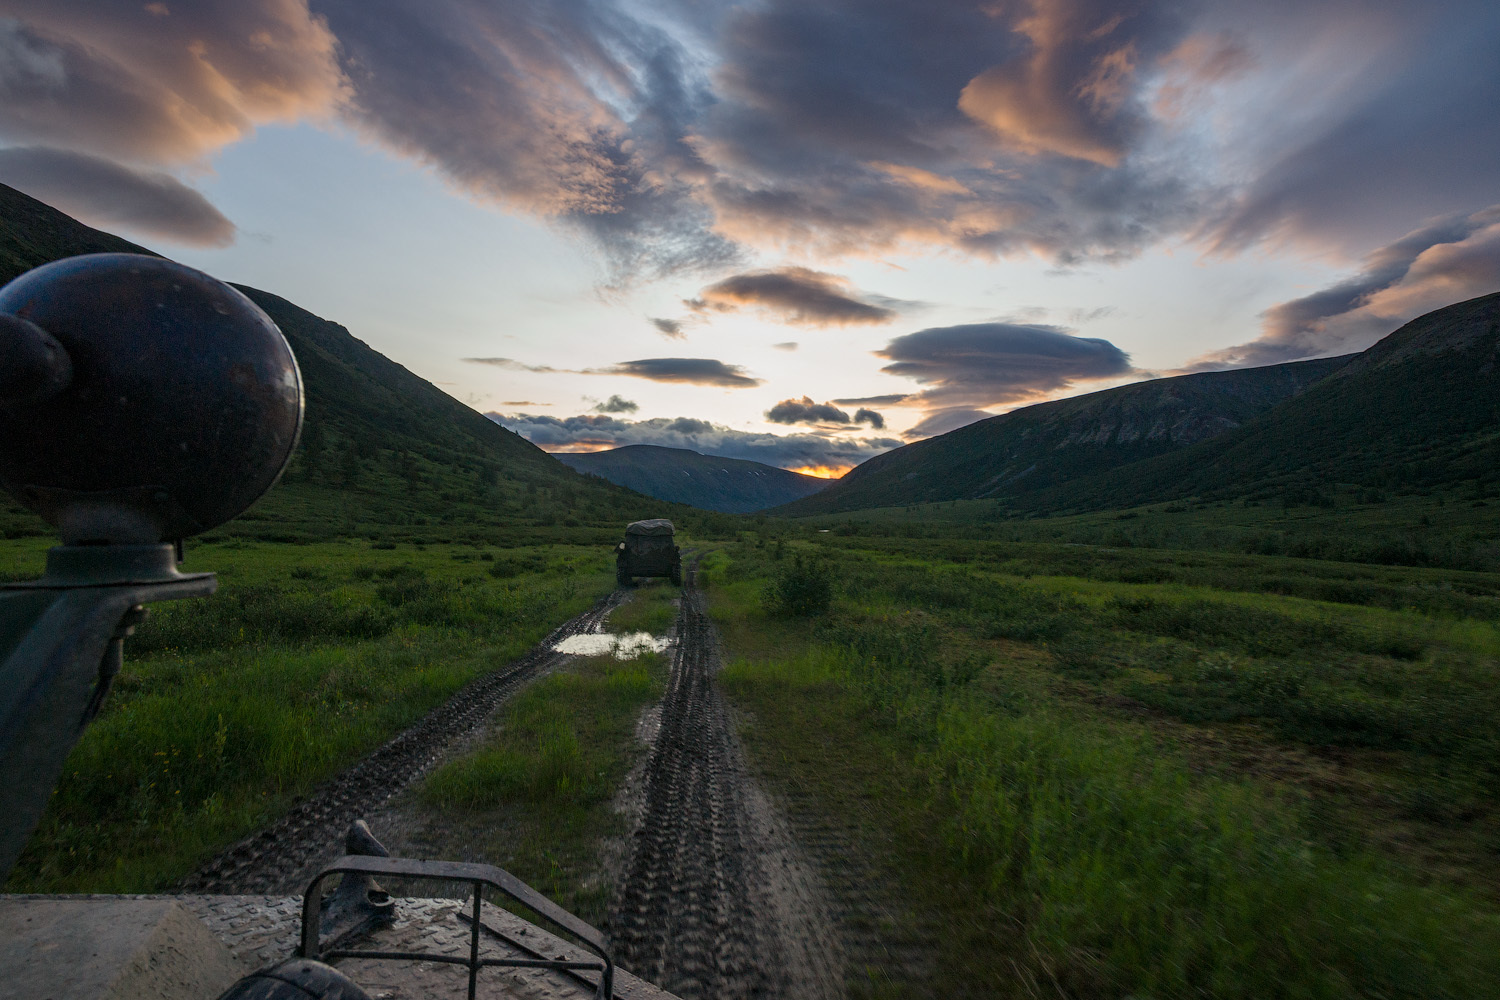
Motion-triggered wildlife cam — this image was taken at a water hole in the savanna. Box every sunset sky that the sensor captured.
[2,0,1497,475]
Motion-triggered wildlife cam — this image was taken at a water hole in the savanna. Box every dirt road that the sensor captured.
[608,567,843,1000]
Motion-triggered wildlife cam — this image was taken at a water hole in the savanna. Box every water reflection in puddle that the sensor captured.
[554,632,670,659]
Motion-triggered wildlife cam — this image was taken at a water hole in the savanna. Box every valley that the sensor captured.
[2,186,1498,998]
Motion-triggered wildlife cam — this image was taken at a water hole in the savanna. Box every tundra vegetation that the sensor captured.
[710,505,1500,998]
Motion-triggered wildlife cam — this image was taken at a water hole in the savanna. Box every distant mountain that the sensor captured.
[0,183,692,543]
[1035,291,1500,512]
[778,354,1349,516]
[554,445,830,513]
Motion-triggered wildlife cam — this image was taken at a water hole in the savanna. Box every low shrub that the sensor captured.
[761,554,834,617]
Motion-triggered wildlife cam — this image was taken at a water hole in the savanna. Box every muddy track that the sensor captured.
[179,591,626,894]
[609,565,842,1000]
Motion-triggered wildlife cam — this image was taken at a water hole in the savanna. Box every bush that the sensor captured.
[762,554,834,617]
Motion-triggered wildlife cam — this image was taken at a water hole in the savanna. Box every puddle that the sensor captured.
[554,631,670,659]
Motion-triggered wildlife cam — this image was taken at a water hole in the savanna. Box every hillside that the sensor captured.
[1030,291,1500,512]
[0,183,705,544]
[554,445,829,513]
[779,354,1349,515]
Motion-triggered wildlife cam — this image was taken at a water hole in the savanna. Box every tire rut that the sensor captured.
[609,564,842,1000]
[179,591,626,894]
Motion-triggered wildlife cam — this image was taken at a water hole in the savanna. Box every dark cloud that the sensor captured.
[1201,4,1500,253]
[832,393,912,407]
[764,395,886,429]
[601,358,762,387]
[877,322,1135,408]
[593,394,639,413]
[765,396,851,425]
[0,146,235,246]
[0,3,343,163]
[650,317,685,338]
[687,267,899,326]
[489,411,899,471]
[1190,205,1500,369]
[772,341,798,351]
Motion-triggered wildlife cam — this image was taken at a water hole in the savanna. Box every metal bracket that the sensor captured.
[0,544,215,877]
[301,855,616,1000]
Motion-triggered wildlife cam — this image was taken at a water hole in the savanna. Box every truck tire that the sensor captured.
[670,561,682,586]
[216,959,371,999]
[617,563,631,586]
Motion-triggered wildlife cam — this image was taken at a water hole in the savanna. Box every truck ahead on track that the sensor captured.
[616,519,683,586]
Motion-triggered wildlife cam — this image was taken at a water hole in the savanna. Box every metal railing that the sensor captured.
[300,855,615,1000]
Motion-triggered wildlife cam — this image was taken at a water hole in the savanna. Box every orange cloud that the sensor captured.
[0,2,345,164]
[958,2,1142,166]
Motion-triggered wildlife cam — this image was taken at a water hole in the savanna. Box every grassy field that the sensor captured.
[800,490,1500,573]
[2,535,623,893]
[708,533,1500,998]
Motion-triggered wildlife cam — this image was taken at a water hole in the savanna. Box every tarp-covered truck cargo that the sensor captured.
[617,519,682,585]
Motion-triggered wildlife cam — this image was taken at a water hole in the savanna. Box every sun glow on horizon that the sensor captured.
[789,464,849,479]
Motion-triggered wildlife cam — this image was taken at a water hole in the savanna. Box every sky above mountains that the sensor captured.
[2,0,1497,474]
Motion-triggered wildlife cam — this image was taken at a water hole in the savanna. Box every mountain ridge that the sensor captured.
[1027,291,1500,513]
[780,353,1350,515]
[554,444,829,513]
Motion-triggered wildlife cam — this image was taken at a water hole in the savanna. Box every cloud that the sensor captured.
[877,322,1135,408]
[956,1,1169,167]
[600,358,762,387]
[1198,5,1500,254]
[686,266,899,326]
[593,394,639,413]
[764,395,885,429]
[0,146,234,246]
[832,393,912,407]
[490,411,899,471]
[903,407,995,439]
[501,400,549,406]
[8,0,1497,288]
[772,341,798,351]
[0,3,344,163]
[650,317,685,338]
[464,354,761,386]
[314,0,738,283]
[1190,205,1500,369]
[694,0,1206,262]
[463,357,559,372]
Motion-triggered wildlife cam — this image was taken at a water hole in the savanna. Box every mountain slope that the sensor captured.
[554,445,829,513]
[779,354,1349,515]
[1033,291,1500,512]
[0,183,696,543]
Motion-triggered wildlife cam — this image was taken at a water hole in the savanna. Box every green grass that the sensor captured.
[709,538,1500,998]
[606,579,679,636]
[803,490,1500,574]
[4,537,619,892]
[419,651,667,923]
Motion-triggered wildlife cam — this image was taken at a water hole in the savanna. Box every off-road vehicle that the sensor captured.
[616,519,682,586]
